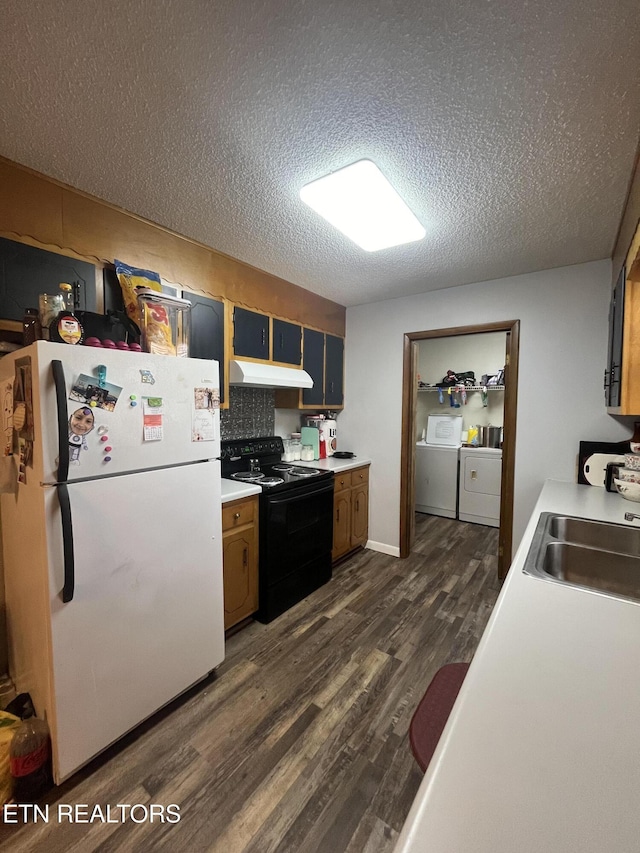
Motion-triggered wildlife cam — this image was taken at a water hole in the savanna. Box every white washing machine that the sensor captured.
[415,415,463,518]
[458,446,502,527]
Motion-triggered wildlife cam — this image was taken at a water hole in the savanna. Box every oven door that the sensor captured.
[259,478,334,621]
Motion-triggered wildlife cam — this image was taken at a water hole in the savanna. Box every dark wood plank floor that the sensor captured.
[1,515,501,852]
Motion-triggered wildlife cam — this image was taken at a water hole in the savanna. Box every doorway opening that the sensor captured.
[400,320,520,579]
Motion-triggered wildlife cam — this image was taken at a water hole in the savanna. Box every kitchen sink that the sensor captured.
[523,512,640,603]
[547,515,640,556]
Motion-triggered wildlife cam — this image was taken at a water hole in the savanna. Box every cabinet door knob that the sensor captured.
[234,512,241,519]
[243,547,248,567]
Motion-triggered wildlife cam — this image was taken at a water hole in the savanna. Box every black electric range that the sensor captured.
[220,436,334,491]
[220,436,335,623]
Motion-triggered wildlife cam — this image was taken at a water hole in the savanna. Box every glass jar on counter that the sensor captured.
[282,439,294,462]
[290,433,302,461]
[301,444,314,461]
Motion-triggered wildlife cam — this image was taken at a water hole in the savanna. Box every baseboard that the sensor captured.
[365,540,401,558]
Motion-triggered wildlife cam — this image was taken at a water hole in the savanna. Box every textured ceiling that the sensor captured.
[1,0,639,307]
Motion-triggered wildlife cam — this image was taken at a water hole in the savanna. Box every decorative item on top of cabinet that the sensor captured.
[222,495,259,631]
[332,465,369,564]
[233,307,269,360]
[607,222,640,414]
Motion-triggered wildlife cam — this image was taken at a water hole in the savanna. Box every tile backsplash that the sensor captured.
[220,386,275,440]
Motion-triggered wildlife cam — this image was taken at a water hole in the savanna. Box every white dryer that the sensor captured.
[458,446,502,527]
[415,415,463,518]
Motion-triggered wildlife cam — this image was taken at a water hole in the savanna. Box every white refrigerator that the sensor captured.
[0,341,225,783]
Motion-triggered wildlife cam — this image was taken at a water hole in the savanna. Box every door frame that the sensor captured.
[399,319,520,579]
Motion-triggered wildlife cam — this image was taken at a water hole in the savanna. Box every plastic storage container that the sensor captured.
[38,293,64,339]
[136,289,192,357]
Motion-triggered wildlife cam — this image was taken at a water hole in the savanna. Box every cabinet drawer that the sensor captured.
[222,497,257,531]
[350,466,369,486]
[334,471,352,492]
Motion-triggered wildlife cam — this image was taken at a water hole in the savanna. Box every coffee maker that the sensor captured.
[304,414,337,457]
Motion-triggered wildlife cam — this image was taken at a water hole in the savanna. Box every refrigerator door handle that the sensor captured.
[57,483,75,603]
[52,360,70,483]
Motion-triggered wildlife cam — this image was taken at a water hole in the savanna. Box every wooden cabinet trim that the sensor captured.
[0,156,345,336]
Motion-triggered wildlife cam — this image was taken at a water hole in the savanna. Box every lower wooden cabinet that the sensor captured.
[222,495,259,630]
[332,465,369,563]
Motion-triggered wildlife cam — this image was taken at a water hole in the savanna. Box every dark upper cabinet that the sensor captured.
[233,307,269,360]
[272,318,302,365]
[184,292,226,405]
[302,328,325,407]
[606,265,625,407]
[324,334,344,407]
[0,237,97,321]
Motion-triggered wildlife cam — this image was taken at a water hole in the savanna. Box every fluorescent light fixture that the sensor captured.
[300,159,426,252]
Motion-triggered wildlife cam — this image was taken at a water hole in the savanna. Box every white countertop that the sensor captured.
[221,479,262,503]
[395,480,640,853]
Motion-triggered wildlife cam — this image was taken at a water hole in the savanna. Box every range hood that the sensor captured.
[229,359,313,389]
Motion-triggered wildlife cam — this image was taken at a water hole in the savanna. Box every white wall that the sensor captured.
[417,332,506,437]
[338,260,633,557]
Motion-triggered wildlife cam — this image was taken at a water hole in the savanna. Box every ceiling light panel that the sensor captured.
[300,160,426,252]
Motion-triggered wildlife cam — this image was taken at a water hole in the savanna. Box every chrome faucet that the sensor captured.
[624,512,640,523]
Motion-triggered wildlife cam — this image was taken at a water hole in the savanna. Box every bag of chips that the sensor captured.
[114,259,162,325]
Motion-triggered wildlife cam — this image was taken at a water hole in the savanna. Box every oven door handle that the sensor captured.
[265,479,335,503]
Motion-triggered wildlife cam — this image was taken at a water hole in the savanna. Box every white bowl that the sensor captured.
[616,467,640,484]
[614,479,640,502]
[624,453,640,470]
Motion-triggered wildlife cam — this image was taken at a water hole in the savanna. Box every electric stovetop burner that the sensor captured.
[230,471,265,482]
[259,477,285,487]
[271,464,320,477]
